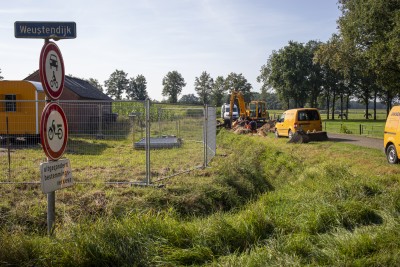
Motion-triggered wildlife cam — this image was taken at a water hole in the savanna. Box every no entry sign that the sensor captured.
[40,102,68,160]
[39,41,65,100]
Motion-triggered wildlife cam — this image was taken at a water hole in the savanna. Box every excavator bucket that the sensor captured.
[288,130,328,144]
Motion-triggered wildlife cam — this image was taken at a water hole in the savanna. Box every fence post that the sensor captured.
[359,124,362,135]
[158,107,161,137]
[97,104,103,139]
[203,105,208,167]
[145,99,151,185]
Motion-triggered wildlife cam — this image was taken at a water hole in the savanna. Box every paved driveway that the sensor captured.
[327,133,383,151]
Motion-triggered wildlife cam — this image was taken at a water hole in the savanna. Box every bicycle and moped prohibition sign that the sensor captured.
[39,41,65,100]
[40,102,68,160]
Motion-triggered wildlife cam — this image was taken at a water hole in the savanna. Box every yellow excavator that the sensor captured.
[228,90,269,127]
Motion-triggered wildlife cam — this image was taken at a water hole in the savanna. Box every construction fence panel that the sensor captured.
[205,106,217,166]
[149,104,206,183]
[0,100,217,185]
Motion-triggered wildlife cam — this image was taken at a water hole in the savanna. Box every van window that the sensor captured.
[5,94,17,112]
[298,110,319,121]
[223,106,238,113]
[279,113,285,122]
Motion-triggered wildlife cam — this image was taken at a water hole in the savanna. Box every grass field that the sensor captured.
[268,109,387,139]
[1,129,400,266]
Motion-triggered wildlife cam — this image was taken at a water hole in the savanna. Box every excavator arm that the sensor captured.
[229,91,247,120]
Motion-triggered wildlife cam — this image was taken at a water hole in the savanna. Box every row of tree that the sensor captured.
[99,69,254,106]
[258,0,400,119]
[3,0,399,119]
[97,0,400,119]
[90,70,149,101]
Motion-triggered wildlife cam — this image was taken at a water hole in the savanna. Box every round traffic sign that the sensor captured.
[39,41,65,100]
[40,102,68,160]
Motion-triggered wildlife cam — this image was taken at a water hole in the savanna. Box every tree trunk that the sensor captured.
[326,93,330,120]
[373,90,377,120]
[346,94,350,120]
[386,91,392,116]
[340,94,344,120]
[365,98,369,120]
[331,92,336,121]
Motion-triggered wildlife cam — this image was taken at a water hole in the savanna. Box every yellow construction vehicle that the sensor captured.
[229,90,269,124]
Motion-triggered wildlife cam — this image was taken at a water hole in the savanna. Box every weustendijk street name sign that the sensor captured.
[14,21,76,39]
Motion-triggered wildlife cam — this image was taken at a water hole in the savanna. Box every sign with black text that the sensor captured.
[15,21,76,39]
[40,158,73,193]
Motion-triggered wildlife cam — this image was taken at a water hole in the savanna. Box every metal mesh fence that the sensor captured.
[205,106,217,166]
[0,100,216,185]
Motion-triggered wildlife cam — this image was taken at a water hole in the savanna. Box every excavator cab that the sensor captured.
[247,101,268,121]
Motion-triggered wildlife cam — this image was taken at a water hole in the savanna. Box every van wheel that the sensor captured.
[288,130,293,140]
[274,129,279,138]
[386,144,399,164]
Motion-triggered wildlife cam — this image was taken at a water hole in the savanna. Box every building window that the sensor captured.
[5,94,16,112]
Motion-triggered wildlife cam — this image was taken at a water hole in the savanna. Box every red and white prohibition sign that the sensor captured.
[40,102,68,160]
[39,41,65,100]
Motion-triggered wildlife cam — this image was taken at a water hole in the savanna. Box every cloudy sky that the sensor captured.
[0,0,341,101]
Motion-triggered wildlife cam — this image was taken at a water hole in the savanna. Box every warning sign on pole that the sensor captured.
[39,41,65,100]
[40,102,68,160]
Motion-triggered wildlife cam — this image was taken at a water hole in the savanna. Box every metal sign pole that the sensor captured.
[47,186,55,235]
[45,87,55,236]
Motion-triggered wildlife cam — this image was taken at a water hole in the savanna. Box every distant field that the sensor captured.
[268,109,387,138]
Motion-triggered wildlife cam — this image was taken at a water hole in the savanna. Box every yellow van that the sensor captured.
[384,106,400,164]
[275,108,322,139]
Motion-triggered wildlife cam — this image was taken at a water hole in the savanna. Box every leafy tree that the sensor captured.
[104,70,129,100]
[305,40,324,108]
[127,74,148,100]
[338,0,400,113]
[194,71,213,104]
[87,78,103,92]
[162,71,186,103]
[211,76,226,107]
[224,73,252,102]
[0,68,3,80]
[260,41,321,109]
[179,94,200,104]
[259,50,290,109]
[314,35,351,119]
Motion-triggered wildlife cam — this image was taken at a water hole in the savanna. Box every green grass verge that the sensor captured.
[323,119,385,138]
[1,130,400,266]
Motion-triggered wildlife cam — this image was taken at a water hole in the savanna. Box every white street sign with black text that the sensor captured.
[40,158,73,194]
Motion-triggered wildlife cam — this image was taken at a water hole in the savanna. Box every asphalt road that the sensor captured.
[327,133,383,151]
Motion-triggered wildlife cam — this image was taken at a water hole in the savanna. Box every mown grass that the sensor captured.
[1,130,400,266]
[323,119,385,138]
[270,108,387,138]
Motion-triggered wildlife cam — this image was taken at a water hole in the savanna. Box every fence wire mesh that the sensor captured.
[0,100,216,186]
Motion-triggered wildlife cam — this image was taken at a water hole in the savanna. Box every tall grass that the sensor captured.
[1,130,400,266]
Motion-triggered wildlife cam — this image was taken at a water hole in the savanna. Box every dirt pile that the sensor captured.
[231,120,276,136]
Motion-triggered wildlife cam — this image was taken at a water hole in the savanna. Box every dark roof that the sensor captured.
[24,70,112,101]
[65,76,112,101]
